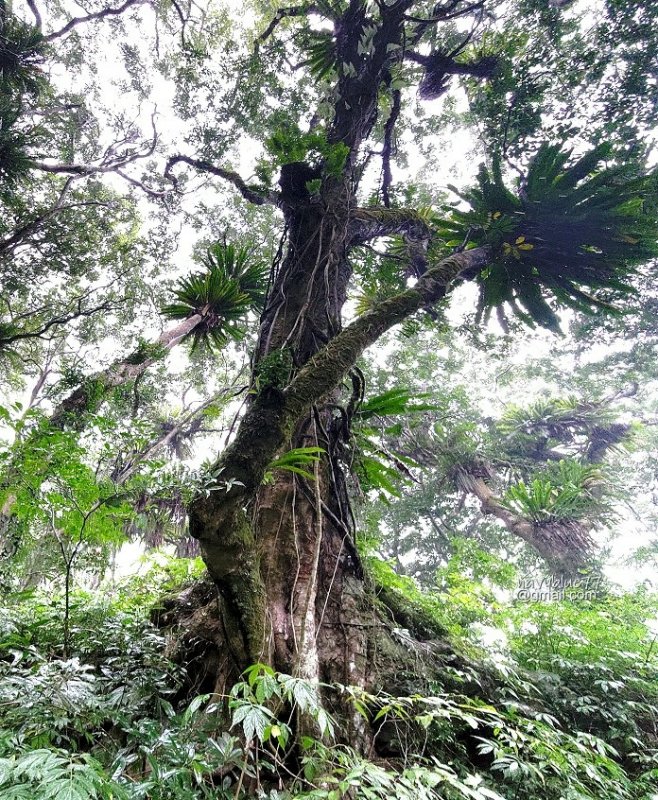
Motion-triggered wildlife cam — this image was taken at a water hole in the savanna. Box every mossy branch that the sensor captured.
[349,207,432,243]
[192,245,491,519]
[285,246,491,416]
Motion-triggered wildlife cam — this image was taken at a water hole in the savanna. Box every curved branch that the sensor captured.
[26,0,43,29]
[256,5,319,48]
[164,155,278,206]
[196,245,491,507]
[350,207,434,279]
[44,0,150,42]
[0,199,114,255]
[454,466,597,579]
[0,299,116,348]
[0,176,74,254]
[286,247,491,417]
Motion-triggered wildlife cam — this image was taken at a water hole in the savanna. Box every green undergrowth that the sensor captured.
[0,563,657,800]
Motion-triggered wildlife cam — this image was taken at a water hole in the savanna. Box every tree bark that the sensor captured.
[184,0,495,745]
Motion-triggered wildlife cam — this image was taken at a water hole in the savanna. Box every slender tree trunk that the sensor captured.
[50,314,202,429]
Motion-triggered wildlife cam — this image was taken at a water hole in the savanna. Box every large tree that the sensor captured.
[175,1,658,706]
[2,0,658,748]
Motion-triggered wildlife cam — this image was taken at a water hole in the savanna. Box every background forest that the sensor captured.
[1,0,658,797]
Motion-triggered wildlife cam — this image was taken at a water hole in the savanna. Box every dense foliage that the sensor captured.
[1,566,657,799]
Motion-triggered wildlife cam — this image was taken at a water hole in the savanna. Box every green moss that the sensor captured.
[125,339,168,366]
[368,558,449,640]
[254,347,293,390]
[81,376,108,413]
[195,506,267,666]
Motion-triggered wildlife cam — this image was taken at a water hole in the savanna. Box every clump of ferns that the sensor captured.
[501,459,613,525]
[0,16,46,191]
[438,142,658,332]
[163,241,268,352]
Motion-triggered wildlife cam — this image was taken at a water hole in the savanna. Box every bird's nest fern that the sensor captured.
[162,242,268,352]
[438,143,658,331]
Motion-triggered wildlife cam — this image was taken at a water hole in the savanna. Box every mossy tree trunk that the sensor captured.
[186,0,494,723]
[50,313,203,429]
[454,466,599,581]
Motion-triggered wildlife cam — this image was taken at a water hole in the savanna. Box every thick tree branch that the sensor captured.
[195,245,491,511]
[49,314,203,429]
[349,207,431,243]
[407,50,498,99]
[164,155,278,206]
[453,464,597,579]
[350,206,433,276]
[286,247,492,416]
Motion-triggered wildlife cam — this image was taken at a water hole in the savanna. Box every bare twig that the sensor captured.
[0,198,114,254]
[0,298,118,348]
[113,384,248,483]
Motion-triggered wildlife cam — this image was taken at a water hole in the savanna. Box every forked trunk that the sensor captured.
[195,174,373,690]
[185,0,495,742]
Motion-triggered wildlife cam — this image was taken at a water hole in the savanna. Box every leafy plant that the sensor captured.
[356,388,438,421]
[352,387,438,500]
[438,143,658,331]
[0,749,118,800]
[0,17,45,96]
[501,459,607,522]
[264,447,325,483]
[264,123,349,178]
[162,241,267,352]
[0,16,45,194]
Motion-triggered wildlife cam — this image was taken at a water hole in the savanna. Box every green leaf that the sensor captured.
[231,701,273,743]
